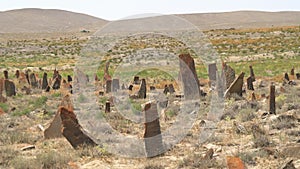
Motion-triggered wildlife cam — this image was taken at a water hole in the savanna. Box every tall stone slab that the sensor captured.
[138,79,147,99]
[4,80,16,97]
[42,72,48,90]
[208,63,217,81]
[29,73,38,88]
[269,84,276,114]
[224,72,245,98]
[222,62,236,89]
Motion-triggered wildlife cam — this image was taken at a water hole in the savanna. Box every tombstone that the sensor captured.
[150,86,156,91]
[291,67,295,76]
[249,65,255,81]
[222,62,235,89]
[296,73,300,80]
[4,80,16,97]
[247,76,254,90]
[208,63,217,81]
[60,107,96,149]
[216,72,226,98]
[128,85,133,91]
[224,72,245,98]
[45,86,51,92]
[29,73,38,88]
[143,102,164,157]
[67,75,72,82]
[53,68,59,79]
[163,85,169,95]
[52,77,61,90]
[106,80,112,93]
[138,79,147,99]
[105,101,110,113]
[133,76,140,84]
[3,70,8,79]
[0,78,4,95]
[269,84,276,114]
[42,72,48,90]
[169,84,175,94]
[75,69,87,86]
[284,73,290,82]
[44,108,63,139]
[25,71,30,84]
[15,70,20,79]
[179,53,200,100]
[112,79,120,92]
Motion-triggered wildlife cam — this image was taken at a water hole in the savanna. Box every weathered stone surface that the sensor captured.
[226,156,246,169]
[144,102,163,157]
[128,85,133,91]
[4,80,16,97]
[60,107,96,148]
[133,76,140,84]
[269,84,276,114]
[179,53,200,100]
[249,65,255,81]
[25,71,30,84]
[52,78,61,90]
[42,72,48,90]
[112,79,120,92]
[247,76,254,90]
[0,78,4,95]
[103,61,111,82]
[3,70,8,79]
[208,63,217,81]
[44,108,63,139]
[225,72,245,98]
[29,73,38,88]
[105,101,110,113]
[106,80,112,93]
[223,62,236,89]
[138,79,147,99]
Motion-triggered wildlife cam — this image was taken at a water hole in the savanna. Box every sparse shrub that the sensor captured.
[10,156,36,169]
[36,150,71,169]
[239,108,256,122]
[0,147,19,167]
[0,103,9,112]
[12,108,31,116]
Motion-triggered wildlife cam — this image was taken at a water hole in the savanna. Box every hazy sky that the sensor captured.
[1,0,300,20]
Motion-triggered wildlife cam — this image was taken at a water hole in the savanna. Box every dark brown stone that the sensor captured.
[25,71,30,84]
[284,73,290,82]
[112,79,120,92]
[249,65,255,81]
[3,70,8,79]
[44,108,63,139]
[138,79,147,99]
[225,72,245,98]
[42,72,48,90]
[208,63,217,81]
[179,53,200,100]
[45,86,50,92]
[4,80,16,97]
[60,107,96,149]
[128,85,133,91]
[67,75,72,82]
[169,84,175,94]
[247,76,254,90]
[163,85,169,94]
[150,86,156,91]
[106,80,112,93]
[15,70,20,79]
[144,102,163,157]
[222,62,236,89]
[269,84,276,114]
[291,67,295,76]
[99,91,104,96]
[29,73,38,88]
[133,76,140,84]
[251,92,257,102]
[52,77,61,90]
[296,73,300,80]
[105,101,110,113]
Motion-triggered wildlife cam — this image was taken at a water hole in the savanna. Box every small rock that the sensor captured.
[21,145,35,151]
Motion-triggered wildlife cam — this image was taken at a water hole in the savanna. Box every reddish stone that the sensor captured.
[60,95,73,111]
[249,65,255,81]
[269,84,276,114]
[226,156,246,169]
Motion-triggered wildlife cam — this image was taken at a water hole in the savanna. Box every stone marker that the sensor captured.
[163,85,169,95]
[208,63,217,81]
[60,107,96,148]
[247,76,254,90]
[284,73,290,82]
[138,79,147,99]
[251,92,256,102]
[269,84,276,114]
[44,108,63,139]
[67,75,72,82]
[106,80,112,93]
[133,76,140,84]
[60,95,73,111]
[222,62,236,89]
[224,72,245,98]
[52,77,61,90]
[144,102,163,157]
[42,72,48,90]
[296,73,300,80]
[169,84,175,94]
[121,84,126,90]
[29,73,38,88]
[45,86,51,92]
[0,78,4,95]
[15,70,20,79]
[112,79,120,92]
[179,53,200,100]
[150,86,156,91]
[3,70,8,79]
[99,91,104,96]
[291,67,295,76]
[249,65,255,81]
[5,80,16,97]
[105,101,110,113]
[128,85,133,91]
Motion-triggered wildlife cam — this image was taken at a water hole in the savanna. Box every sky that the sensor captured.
[1,0,300,20]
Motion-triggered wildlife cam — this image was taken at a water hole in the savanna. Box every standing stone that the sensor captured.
[128,85,133,91]
[15,70,20,79]
[29,73,38,88]
[208,63,217,81]
[42,72,48,90]
[25,71,30,84]
[169,84,175,94]
[247,76,254,90]
[5,80,16,97]
[105,101,110,113]
[133,76,140,84]
[0,78,3,95]
[251,92,257,102]
[179,53,200,100]
[216,72,226,98]
[291,67,295,76]
[112,79,120,92]
[60,107,96,149]
[222,62,236,89]
[163,85,169,95]
[52,77,61,90]
[106,80,112,93]
[53,69,59,79]
[284,73,290,82]
[249,65,256,81]
[269,84,276,114]
[44,108,63,139]
[3,70,8,79]
[45,86,51,92]
[138,79,147,99]
[67,75,72,82]
[296,73,300,80]
[144,102,163,157]
[224,72,245,98]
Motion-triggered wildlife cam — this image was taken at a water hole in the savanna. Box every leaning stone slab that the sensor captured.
[44,107,63,139]
[224,72,245,98]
